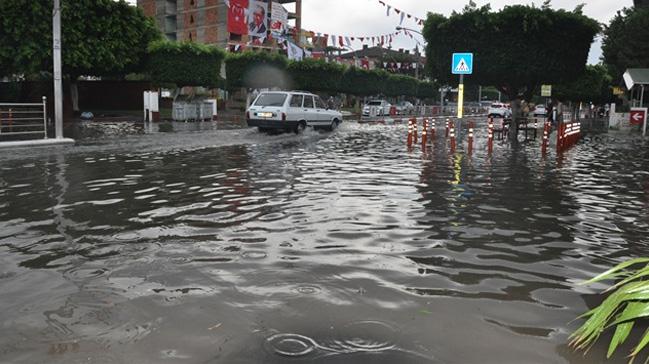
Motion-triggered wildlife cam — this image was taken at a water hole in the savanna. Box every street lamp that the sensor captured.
[53,0,63,139]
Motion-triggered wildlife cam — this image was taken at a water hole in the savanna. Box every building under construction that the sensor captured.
[137,0,302,48]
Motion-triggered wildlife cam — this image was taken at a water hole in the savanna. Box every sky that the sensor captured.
[295,0,633,64]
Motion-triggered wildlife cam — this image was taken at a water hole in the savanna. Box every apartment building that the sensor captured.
[137,0,302,48]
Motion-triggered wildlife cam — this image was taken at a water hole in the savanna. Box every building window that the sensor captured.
[189,32,193,41]
[190,0,195,6]
[190,14,194,24]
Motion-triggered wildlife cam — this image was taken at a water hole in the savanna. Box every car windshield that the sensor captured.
[491,104,503,108]
[254,93,288,107]
[368,101,382,106]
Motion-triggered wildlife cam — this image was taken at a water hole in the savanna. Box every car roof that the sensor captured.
[259,91,315,96]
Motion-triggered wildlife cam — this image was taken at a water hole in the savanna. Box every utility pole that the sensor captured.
[53,0,63,139]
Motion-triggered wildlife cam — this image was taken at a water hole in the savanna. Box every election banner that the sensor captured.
[270,2,288,37]
[248,0,268,38]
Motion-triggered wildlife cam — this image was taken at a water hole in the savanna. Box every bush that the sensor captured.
[287,58,345,92]
[225,51,289,90]
[147,40,225,88]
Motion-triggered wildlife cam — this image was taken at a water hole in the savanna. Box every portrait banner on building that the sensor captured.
[248,0,268,38]
[227,0,249,35]
[270,2,288,37]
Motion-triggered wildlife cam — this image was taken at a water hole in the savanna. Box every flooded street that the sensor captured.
[1,122,649,363]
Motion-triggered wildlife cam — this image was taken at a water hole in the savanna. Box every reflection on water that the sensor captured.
[1,124,649,363]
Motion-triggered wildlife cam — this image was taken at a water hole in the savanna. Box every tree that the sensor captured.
[602,6,649,82]
[423,4,599,140]
[0,0,161,112]
[554,65,613,106]
[147,41,225,89]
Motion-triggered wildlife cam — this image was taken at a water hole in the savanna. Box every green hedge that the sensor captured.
[147,40,224,88]
[144,42,436,98]
[225,51,289,90]
[287,58,345,92]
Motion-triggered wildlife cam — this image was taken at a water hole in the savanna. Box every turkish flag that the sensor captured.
[228,0,249,35]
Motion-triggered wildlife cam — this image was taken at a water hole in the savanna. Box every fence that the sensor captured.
[0,97,48,140]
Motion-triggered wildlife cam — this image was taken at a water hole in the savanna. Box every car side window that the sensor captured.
[290,94,303,108]
[303,96,315,109]
[315,97,326,109]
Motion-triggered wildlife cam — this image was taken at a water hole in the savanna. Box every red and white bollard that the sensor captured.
[468,121,474,155]
[413,118,418,144]
[487,117,494,154]
[407,118,414,147]
[542,121,550,155]
[445,118,450,138]
[422,119,428,147]
[431,120,436,139]
[449,121,456,152]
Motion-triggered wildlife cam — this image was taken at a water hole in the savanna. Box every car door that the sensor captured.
[303,95,317,125]
[314,96,330,125]
[288,94,304,122]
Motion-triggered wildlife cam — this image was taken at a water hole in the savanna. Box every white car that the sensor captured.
[396,101,415,115]
[533,105,547,117]
[247,91,343,133]
[363,100,391,117]
[488,103,512,118]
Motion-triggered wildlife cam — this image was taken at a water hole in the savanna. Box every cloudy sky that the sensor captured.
[296,0,633,64]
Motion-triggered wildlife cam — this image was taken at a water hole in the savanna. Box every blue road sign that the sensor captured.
[452,53,473,75]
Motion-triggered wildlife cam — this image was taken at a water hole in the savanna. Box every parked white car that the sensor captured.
[488,103,512,118]
[396,101,415,115]
[533,105,547,117]
[247,91,343,133]
[363,100,391,117]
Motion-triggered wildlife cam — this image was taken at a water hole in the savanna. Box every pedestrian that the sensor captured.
[327,96,335,110]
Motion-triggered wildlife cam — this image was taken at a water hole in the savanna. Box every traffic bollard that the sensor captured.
[422,119,428,147]
[445,118,450,138]
[449,121,456,152]
[468,121,474,155]
[413,118,418,144]
[488,117,494,154]
[407,118,413,147]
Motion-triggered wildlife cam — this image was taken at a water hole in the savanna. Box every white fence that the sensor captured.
[0,97,48,140]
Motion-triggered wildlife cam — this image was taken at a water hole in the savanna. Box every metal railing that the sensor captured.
[0,97,48,140]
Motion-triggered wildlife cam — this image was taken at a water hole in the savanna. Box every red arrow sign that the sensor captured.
[630,110,646,125]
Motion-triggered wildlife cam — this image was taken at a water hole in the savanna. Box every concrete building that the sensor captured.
[137,0,302,48]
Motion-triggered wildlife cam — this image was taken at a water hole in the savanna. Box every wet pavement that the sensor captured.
[1,122,648,363]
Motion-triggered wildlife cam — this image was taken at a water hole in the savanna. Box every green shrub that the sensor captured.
[225,51,289,90]
[572,258,649,362]
[147,40,224,88]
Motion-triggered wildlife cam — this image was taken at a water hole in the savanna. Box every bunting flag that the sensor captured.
[377,0,425,27]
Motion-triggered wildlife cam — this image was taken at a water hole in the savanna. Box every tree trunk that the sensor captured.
[70,80,79,115]
[508,98,522,142]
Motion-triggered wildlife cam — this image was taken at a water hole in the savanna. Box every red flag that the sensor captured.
[407,14,412,18]
[359,37,364,42]
[227,0,249,35]
[395,9,400,14]
[339,36,344,47]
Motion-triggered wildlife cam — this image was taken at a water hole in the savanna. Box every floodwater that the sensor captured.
[1,122,648,364]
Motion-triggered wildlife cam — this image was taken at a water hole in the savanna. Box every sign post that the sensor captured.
[630,108,648,136]
[452,53,474,140]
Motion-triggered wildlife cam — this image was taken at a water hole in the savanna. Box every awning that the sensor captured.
[623,68,649,89]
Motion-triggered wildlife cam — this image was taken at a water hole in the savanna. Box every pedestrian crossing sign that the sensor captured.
[452,53,473,75]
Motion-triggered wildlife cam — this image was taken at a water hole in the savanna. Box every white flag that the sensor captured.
[400,12,405,25]
[386,5,391,16]
[287,41,304,61]
[345,37,351,47]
